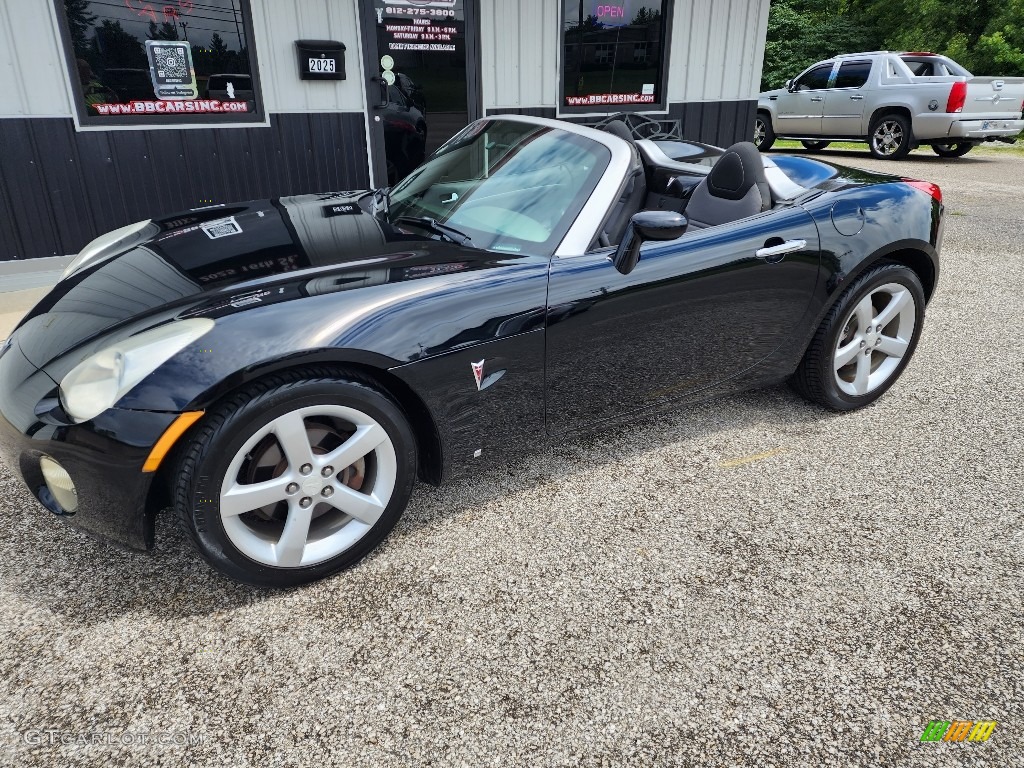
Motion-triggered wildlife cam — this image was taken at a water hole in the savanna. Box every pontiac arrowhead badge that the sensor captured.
[471,360,485,391]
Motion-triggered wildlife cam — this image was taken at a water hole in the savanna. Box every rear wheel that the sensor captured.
[868,114,912,159]
[931,142,973,158]
[790,264,925,411]
[754,112,776,152]
[801,140,831,152]
[174,370,416,587]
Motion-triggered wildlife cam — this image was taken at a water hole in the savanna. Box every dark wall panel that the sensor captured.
[0,112,370,262]
[669,99,757,148]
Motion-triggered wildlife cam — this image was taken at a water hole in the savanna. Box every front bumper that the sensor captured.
[0,337,178,550]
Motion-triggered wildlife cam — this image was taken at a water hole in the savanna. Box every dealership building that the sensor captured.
[0,0,770,270]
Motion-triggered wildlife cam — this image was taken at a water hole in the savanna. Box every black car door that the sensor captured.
[545,206,821,433]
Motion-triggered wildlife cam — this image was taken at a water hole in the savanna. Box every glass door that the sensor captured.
[361,0,480,186]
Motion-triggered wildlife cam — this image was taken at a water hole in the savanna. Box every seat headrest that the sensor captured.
[601,119,635,144]
[706,142,770,205]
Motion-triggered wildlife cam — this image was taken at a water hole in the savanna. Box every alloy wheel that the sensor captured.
[872,120,904,156]
[833,283,917,397]
[219,405,397,568]
[754,118,766,146]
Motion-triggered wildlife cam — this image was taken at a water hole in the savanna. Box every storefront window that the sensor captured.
[55,0,263,126]
[561,0,671,111]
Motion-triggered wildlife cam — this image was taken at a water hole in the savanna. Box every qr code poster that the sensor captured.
[201,217,243,240]
[145,40,198,100]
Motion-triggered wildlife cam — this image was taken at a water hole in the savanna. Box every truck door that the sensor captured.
[823,60,872,136]
[775,63,833,136]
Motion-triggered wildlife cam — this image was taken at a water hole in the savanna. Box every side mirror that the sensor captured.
[613,211,688,275]
[785,79,794,92]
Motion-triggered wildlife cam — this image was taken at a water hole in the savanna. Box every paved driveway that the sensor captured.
[1,149,1021,767]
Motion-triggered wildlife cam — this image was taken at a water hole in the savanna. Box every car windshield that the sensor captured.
[387,120,610,254]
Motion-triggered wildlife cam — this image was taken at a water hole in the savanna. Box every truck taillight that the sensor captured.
[946,81,967,113]
[903,179,942,204]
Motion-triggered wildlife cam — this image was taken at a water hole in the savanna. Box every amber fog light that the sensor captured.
[40,457,78,513]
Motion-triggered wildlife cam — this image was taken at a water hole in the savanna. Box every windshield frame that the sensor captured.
[385,116,636,258]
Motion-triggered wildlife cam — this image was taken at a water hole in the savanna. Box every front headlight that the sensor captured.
[59,319,215,423]
[62,220,159,280]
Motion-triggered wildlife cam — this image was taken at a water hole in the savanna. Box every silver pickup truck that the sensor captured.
[755,52,1024,159]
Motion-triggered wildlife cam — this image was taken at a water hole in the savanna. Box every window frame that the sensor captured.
[558,0,675,117]
[52,0,267,129]
[794,64,834,92]
[833,60,872,90]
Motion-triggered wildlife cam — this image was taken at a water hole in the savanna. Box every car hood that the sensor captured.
[12,192,487,370]
[759,88,786,100]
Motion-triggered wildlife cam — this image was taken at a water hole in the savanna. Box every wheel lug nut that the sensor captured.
[876,325,882,332]
[286,482,299,495]
[859,340,866,348]
[321,486,334,498]
[875,338,881,345]
[864,349,871,356]
[299,497,312,508]
[321,466,334,477]
[300,463,313,475]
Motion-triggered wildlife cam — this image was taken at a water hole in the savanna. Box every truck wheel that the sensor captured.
[754,112,776,152]
[868,114,912,159]
[801,140,831,152]
[931,142,973,158]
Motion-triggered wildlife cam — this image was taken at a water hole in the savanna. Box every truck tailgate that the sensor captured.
[964,77,1024,117]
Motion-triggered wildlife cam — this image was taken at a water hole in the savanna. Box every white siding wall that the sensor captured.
[3,0,771,120]
[0,0,369,119]
[668,0,771,103]
[480,0,561,110]
[481,0,771,111]
[250,0,367,113]
[0,2,73,116]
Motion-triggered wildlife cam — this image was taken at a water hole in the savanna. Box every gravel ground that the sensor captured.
[1,148,1022,767]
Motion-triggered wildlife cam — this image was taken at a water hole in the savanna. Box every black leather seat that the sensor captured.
[684,142,771,229]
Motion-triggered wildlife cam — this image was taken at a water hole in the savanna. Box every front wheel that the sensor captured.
[931,142,973,158]
[790,264,925,411]
[174,369,417,587]
[801,140,831,152]
[868,114,913,159]
[754,113,776,152]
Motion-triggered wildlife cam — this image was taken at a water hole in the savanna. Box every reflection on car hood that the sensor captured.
[12,192,491,369]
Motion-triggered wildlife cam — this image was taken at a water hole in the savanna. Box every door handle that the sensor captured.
[756,239,807,262]
[441,193,459,205]
[810,96,824,102]
[850,94,864,100]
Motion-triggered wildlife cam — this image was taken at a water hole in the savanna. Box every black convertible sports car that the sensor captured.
[0,115,943,586]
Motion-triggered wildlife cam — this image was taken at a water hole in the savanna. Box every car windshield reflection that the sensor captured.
[387,120,610,255]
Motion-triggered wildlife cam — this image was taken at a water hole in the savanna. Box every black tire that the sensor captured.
[801,140,831,152]
[173,368,417,587]
[931,142,973,158]
[754,112,776,152]
[868,113,913,159]
[790,264,926,411]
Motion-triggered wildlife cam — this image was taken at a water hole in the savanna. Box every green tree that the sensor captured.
[147,20,180,41]
[63,0,96,56]
[761,1,873,90]
[93,20,145,68]
[632,8,662,25]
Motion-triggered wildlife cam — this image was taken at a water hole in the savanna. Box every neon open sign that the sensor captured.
[594,2,629,25]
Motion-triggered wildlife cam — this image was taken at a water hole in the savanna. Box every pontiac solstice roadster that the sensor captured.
[0,115,943,586]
